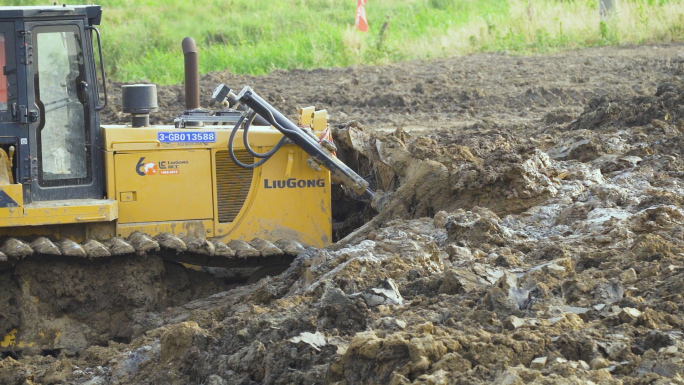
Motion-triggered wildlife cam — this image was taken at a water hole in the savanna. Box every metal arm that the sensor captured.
[236,86,374,202]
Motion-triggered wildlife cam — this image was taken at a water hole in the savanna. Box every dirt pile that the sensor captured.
[2,44,684,384]
[0,256,229,358]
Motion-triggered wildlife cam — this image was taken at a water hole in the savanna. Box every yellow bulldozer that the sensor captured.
[0,4,374,352]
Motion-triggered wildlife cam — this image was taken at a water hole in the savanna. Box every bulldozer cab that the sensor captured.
[0,5,104,204]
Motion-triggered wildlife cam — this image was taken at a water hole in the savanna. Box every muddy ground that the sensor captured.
[2,43,684,384]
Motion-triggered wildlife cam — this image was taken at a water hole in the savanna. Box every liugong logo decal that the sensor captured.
[136,157,189,176]
[263,178,326,189]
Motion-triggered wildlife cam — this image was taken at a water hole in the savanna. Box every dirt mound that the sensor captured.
[101,44,681,130]
[0,256,228,357]
[569,80,684,133]
[334,122,562,223]
[3,44,684,384]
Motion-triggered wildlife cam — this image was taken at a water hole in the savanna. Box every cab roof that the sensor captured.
[0,5,101,25]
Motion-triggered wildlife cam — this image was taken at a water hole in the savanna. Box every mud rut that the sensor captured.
[2,44,684,384]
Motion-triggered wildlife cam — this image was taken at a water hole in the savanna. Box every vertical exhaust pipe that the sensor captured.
[182,37,200,111]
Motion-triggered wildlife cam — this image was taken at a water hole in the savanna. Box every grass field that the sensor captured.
[7,0,684,84]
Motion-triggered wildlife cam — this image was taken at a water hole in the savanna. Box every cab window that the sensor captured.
[33,25,90,185]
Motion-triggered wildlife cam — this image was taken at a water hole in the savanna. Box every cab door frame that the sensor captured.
[25,19,103,202]
[0,20,27,198]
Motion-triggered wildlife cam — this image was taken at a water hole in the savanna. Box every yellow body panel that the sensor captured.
[102,122,332,248]
[116,220,213,239]
[298,106,315,125]
[105,150,116,204]
[211,145,331,247]
[0,184,23,207]
[0,111,332,249]
[113,150,213,223]
[312,110,328,131]
[0,184,24,223]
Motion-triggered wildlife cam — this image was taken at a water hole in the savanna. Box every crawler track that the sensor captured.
[0,232,307,268]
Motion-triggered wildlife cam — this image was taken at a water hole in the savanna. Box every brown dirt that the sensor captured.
[2,43,684,384]
[0,256,230,356]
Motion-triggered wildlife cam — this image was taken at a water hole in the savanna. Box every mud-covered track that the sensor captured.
[0,233,305,268]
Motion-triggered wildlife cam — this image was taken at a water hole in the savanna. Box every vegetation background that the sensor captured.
[7,0,684,84]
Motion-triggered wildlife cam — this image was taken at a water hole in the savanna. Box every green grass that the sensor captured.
[6,0,684,84]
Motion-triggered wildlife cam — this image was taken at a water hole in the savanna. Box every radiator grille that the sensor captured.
[216,150,254,223]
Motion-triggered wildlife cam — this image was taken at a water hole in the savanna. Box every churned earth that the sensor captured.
[2,43,684,384]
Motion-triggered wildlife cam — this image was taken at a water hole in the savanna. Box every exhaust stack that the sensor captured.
[182,37,200,111]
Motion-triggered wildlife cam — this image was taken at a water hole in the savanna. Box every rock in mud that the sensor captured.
[438,268,488,294]
[289,331,326,351]
[160,322,206,363]
[362,278,403,307]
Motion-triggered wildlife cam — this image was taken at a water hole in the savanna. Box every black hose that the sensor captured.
[243,111,287,159]
[236,87,374,202]
[228,96,270,126]
[228,110,285,169]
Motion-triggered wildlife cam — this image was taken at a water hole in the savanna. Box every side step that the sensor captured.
[0,199,118,227]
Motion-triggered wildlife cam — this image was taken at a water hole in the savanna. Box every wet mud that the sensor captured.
[2,43,684,384]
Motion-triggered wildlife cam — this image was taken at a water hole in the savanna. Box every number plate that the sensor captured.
[157,132,216,143]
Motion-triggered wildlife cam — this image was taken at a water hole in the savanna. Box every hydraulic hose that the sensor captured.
[236,86,374,202]
[242,110,287,159]
[228,110,286,169]
[228,96,270,126]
